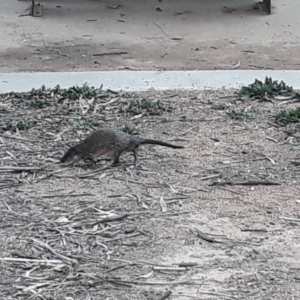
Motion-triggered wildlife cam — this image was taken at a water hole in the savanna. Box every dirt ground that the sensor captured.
[1,0,300,72]
[0,88,300,299]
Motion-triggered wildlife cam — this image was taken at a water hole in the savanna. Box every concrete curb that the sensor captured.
[1,70,300,93]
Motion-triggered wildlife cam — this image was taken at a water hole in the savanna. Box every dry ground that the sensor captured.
[2,0,300,72]
[0,87,300,299]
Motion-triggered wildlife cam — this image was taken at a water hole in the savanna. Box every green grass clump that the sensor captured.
[0,107,9,114]
[72,118,99,130]
[275,107,300,124]
[29,83,108,100]
[120,125,139,135]
[24,99,51,109]
[226,109,253,120]
[4,120,36,132]
[127,99,165,115]
[238,77,300,100]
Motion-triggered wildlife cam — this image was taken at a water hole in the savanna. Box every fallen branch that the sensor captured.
[241,228,268,232]
[92,51,128,56]
[30,238,78,265]
[209,180,280,186]
[0,166,42,173]
[279,216,300,222]
[110,279,199,286]
[194,229,225,244]
[0,133,29,141]
[89,214,129,226]
[153,266,186,271]
[0,257,62,264]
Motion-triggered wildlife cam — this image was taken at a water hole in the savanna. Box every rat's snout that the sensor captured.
[60,152,68,163]
[60,147,82,164]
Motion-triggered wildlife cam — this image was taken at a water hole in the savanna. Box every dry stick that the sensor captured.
[97,97,120,107]
[105,263,137,274]
[279,216,300,222]
[109,279,198,286]
[154,22,170,37]
[156,290,172,300]
[88,214,129,226]
[0,166,42,172]
[0,257,62,264]
[178,262,198,267]
[219,187,243,195]
[88,211,153,226]
[209,180,280,187]
[0,133,30,141]
[195,229,224,244]
[241,228,268,232]
[41,193,96,198]
[182,291,239,299]
[153,266,187,271]
[30,238,77,265]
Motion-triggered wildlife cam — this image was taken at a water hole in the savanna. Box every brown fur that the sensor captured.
[60,128,184,166]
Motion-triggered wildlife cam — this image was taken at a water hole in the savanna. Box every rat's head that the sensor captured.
[60,146,83,163]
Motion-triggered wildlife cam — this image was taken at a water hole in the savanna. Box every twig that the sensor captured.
[0,166,42,172]
[209,180,280,186]
[180,291,239,299]
[0,133,29,141]
[92,52,128,56]
[154,22,170,37]
[157,290,172,300]
[110,279,199,286]
[241,228,268,232]
[279,216,300,222]
[30,238,77,265]
[153,266,187,271]
[194,229,225,244]
[219,187,243,195]
[97,97,120,107]
[88,214,129,226]
[0,257,62,264]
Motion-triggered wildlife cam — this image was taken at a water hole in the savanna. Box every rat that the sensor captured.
[60,128,184,166]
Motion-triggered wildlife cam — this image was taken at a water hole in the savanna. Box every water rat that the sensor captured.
[60,128,184,166]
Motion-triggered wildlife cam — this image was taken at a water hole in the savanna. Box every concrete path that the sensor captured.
[1,70,300,93]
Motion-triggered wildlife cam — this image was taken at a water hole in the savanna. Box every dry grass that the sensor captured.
[0,87,300,300]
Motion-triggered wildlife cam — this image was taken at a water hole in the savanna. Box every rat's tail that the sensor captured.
[140,139,184,149]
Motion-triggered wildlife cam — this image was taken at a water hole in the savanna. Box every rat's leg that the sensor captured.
[112,151,123,166]
[84,154,97,166]
[132,149,138,168]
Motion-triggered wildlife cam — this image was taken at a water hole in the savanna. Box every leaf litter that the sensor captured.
[0,82,300,299]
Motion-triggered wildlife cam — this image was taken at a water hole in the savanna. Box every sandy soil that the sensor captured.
[1,0,300,71]
[0,88,300,299]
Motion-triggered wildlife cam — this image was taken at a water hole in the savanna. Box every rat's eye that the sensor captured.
[71,149,77,155]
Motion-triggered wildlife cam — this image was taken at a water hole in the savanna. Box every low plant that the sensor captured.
[127,99,165,115]
[238,77,300,100]
[72,118,99,129]
[29,83,108,100]
[121,125,139,135]
[4,120,36,132]
[24,99,51,109]
[275,107,300,124]
[226,109,253,120]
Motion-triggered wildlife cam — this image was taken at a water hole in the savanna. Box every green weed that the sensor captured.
[72,118,99,129]
[4,120,36,132]
[127,99,165,115]
[120,125,139,135]
[238,77,300,100]
[226,109,253,120]
[275,107,300,124]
